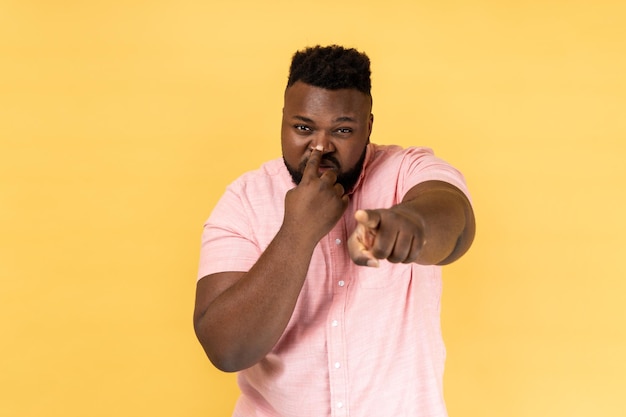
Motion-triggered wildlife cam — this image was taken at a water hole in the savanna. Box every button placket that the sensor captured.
[326,221,349,416]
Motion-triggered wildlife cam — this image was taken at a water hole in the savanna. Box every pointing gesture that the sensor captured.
[348,206,424,267]
[348,181,474,267]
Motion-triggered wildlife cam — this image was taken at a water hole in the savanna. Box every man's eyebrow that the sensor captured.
[291,115,314,123]
[334,116,356,123]
[290,115,357,123]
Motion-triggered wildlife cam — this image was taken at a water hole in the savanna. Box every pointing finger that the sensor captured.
[303,145,324,179]
[348,226,380,268]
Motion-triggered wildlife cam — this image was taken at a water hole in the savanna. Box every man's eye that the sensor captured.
[336,128,352,134]
[295,125,311,131]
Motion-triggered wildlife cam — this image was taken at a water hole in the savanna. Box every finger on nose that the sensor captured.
[310,145,324,159]
[305,145,324,172]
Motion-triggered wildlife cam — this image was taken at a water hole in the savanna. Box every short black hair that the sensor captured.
[287,45,371,95]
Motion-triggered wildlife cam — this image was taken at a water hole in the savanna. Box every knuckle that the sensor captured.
[388,255,402,264]
[325,170,337,181]
[371,246,387,259]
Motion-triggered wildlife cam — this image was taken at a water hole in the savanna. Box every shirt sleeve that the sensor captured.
[197,182,261,281]
[398,147,472,202]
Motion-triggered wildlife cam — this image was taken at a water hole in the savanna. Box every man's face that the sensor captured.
[281,81,373,192]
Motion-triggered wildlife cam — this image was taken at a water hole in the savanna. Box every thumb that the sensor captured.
[354,209,381,230]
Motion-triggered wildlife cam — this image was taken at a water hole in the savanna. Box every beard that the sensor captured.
[283,145,368,194]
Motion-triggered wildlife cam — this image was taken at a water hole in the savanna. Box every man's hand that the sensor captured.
[347,207,424,267]
[283,146,349,243]
[348,181,475,267]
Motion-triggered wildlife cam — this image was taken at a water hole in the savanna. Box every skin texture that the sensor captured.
[193,82,476,372]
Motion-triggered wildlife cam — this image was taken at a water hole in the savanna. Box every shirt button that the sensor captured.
[337,402,344,409]
[331,320,338,327]
[334,362,341,369]
[338,280,345,287]
[335,238,342,245]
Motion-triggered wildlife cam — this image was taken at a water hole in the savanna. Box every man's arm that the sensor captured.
[193,147,348,373]
[348,180,475,267]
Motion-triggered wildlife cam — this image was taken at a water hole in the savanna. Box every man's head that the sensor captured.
[282,45,374,193]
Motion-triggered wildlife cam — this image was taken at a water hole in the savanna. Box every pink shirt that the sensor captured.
[198,144,471,417]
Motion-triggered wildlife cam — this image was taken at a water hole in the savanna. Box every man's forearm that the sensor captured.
[195,147,350,372]
[397,180,475,265]
[194,226,317,372]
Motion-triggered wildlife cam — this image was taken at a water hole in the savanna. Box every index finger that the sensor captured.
[303,145,324,179]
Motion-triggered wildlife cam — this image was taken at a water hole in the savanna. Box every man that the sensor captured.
[194,45,475,417]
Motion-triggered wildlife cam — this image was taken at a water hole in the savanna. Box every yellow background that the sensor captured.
[2,0,625,416]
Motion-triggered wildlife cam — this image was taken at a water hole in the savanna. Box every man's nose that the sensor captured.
[311,131,335,153]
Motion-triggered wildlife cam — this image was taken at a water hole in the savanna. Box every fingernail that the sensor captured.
[367,259,379,268]
[315,145,324,151]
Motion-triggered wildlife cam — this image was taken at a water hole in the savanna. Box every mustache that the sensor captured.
[300,154,341,171]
